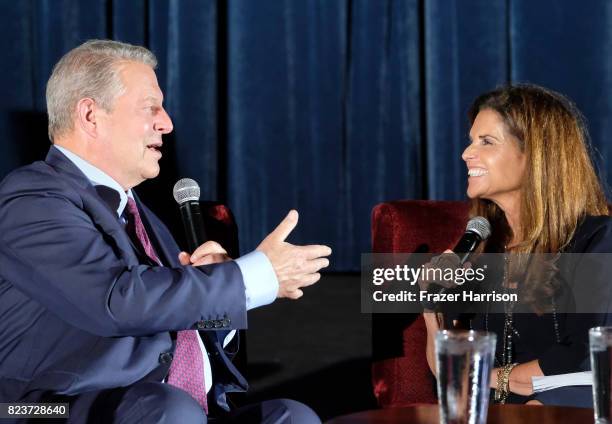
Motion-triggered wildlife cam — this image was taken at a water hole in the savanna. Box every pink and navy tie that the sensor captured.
[124,197,208,414]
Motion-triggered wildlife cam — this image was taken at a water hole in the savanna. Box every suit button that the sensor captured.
[214,320,222,328]
[197,321,206,330]
[222,318,231,327]
[205,321,213,329]
[159,352,173,364]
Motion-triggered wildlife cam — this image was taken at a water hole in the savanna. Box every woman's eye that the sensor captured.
[481,138,492,145]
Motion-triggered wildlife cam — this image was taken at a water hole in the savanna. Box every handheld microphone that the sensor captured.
[453,216,491,263]
[172,178,207,252]
[421,217,492,309]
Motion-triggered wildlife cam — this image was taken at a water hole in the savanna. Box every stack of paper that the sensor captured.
[532,371,592,393]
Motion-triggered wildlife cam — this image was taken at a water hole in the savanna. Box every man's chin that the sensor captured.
[142,165,161,181]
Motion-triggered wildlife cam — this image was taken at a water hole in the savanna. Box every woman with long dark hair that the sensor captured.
[423,84,611,406]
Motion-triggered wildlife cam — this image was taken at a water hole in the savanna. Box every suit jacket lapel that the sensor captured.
[133,192,180,268]
[46,147,180,268]
[44,147,140,266]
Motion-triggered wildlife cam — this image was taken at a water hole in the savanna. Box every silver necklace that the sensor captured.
[485,250,561,367]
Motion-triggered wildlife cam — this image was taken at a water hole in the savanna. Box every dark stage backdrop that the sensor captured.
[0,0,610,270]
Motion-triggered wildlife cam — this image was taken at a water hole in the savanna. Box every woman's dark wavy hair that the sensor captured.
[467,84,608,310]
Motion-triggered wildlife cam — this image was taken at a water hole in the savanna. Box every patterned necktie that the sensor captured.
[124,197,208,413]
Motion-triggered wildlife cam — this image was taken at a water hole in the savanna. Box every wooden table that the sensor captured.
[326,404,594,423]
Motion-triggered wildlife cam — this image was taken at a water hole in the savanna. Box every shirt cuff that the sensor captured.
[223,330,237,348]
[235,251,278,310]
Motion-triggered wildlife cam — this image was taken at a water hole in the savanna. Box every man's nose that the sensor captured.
[155,107,174,134]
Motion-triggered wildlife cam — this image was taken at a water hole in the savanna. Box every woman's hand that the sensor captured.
[490,360,543,397]
[509,379,535,396]
[418,249,465,292]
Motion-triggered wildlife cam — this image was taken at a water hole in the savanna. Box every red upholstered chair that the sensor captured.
[199,201,247,372]
[200,201,240,259]
[370,200,470,407]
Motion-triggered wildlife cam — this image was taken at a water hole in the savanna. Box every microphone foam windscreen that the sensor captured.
[173,178,200,204]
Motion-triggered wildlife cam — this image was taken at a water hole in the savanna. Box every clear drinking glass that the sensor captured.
[590,327,612,424]
[435,330,496,424]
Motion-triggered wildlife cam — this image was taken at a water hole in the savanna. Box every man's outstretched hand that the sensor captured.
[257,210,332,299]
[177,210,332,300]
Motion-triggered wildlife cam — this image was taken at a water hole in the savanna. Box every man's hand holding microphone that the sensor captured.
[177,207,331,300]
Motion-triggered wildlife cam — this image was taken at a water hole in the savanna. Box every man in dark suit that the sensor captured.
[0,40,331,423]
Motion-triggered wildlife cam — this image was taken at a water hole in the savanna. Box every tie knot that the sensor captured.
[126,197,139,217]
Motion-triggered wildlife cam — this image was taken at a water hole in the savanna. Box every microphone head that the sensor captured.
[173,178,200,204]
[466,216,491,240]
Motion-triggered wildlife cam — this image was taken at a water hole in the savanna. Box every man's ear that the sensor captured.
[75,98,100,138]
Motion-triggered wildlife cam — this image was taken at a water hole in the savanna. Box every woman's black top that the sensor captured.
[468,215,612,404]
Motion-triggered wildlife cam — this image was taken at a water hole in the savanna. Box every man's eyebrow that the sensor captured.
[142,95,163,103]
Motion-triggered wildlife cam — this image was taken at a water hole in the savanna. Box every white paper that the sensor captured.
[531,371,592,393]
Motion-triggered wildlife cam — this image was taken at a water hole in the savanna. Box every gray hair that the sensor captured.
[46,39,157,141]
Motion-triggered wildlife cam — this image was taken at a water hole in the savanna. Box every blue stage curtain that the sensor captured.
[511,0,612,186]
[226,0,422,268]
[424,0,509,200]
[0,0,610,270]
